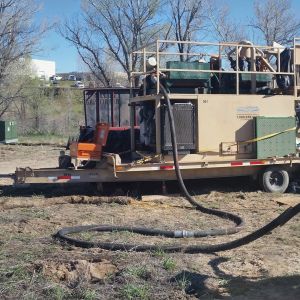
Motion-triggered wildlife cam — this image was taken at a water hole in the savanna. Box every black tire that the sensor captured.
[260,166,289,193]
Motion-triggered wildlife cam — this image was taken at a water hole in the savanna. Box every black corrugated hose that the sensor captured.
[54,84,300,253]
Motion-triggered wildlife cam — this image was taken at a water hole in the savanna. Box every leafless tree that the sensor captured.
[0,0,43,118]
[169,0,207,61]
[61,0,167,86]
[61,17,113,87]
[206,1,247,43]
[250,0,300,45]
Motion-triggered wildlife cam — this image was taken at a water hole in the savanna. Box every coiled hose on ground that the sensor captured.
[54,84,300,253]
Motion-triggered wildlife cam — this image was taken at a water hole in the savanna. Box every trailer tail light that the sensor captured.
[160,165,174,170]
[57,176,71,180]
[249,161,265,165]
[48,175,81,181]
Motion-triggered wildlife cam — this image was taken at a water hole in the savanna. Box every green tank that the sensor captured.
[166,61,210,80]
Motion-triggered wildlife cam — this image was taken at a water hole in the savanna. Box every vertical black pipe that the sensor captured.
[83,90,87,126]
[106,90,110,125]
[118,90,121,127]
[96,91,99,123]
[111,90,114,127]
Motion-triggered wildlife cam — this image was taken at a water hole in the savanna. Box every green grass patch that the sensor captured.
[83,289,98,300]
[175,273,191,291]
[120,283,149,300]
[3,265,31,281]
[162,257,176,272]
[45,284,70,300]
[125,266,151,280]
[151,248,166,258]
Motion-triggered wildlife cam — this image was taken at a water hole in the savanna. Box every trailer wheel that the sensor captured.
[260,166,289,193]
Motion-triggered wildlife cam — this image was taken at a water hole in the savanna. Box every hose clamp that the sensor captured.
[174,230,195,238]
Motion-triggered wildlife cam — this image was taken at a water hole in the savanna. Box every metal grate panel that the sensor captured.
[255,117,296,158]
[161,103,195,151]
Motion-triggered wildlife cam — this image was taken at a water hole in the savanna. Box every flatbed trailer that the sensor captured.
[14,153,300,192]
[12,38,300,193]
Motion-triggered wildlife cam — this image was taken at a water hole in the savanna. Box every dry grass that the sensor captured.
[0,145,300,299]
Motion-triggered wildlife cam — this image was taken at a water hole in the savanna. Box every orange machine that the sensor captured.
[70,123,109,161]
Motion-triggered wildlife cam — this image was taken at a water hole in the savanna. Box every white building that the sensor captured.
[31,59,56,81]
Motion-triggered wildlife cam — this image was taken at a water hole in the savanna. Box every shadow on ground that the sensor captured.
[0,176,258,198]
[173,257,300,299]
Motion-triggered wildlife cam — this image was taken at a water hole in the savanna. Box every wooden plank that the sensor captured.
[142,194,180,202]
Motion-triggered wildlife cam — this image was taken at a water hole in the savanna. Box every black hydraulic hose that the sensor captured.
[55,202,300,253]
[159,84,244,236]
[54,84,300,253]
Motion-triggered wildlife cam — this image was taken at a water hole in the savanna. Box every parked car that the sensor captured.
[72,81,84,88]
[54,75,62,81]
[68,75,76,81]
[49,75,62,81]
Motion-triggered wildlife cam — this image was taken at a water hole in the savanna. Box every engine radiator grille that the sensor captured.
[161,103,195,152]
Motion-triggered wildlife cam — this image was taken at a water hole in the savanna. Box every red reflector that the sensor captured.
[58,176,71,180]
[250,161,264,165]
[231,162,243,166]
[160,165,174,170]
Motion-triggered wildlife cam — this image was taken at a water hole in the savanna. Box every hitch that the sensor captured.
[0,173,14,179]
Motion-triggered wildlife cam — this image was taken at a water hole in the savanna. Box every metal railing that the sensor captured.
[130,39,299,96]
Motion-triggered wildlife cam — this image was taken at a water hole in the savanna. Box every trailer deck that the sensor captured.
[14,152,300,185]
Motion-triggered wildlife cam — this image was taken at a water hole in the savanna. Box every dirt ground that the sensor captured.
[0,144,299,300]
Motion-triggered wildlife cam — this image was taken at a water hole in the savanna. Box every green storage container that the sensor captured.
[241,73,272,82]
[0,121,18,143]
[166,61,210,80]
[255,117,296,159]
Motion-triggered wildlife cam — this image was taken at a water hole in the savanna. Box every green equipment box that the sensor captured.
[0,121,18,143]
[255,117,296,159]
[166,61,210,81]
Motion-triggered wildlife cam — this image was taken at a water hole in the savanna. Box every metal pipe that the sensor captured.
[236,45,239,95]
[156,40,160,94]
[156,39,279,49]
[143,47,146,96]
